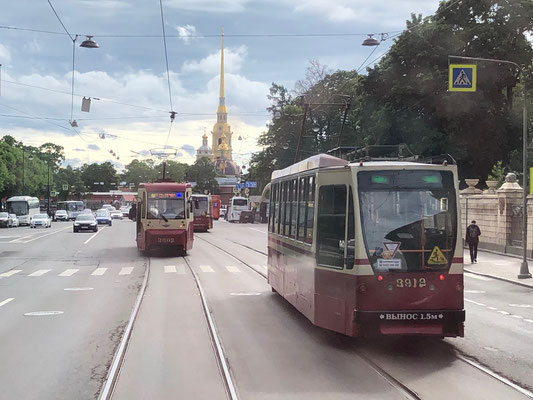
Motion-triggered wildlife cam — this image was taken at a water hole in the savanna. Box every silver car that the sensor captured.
[0,212,12,228]
[9,214,19,227]
[30,214,52,228]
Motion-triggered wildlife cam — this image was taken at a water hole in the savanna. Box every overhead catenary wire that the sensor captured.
[159,0,174,113]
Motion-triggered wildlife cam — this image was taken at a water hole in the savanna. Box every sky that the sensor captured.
[0,0,442,171]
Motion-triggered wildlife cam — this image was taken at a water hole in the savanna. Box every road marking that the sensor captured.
[84,226,106,245]
[487,306,498,310]
[249,228,267,234]
[464,290,486,294]
[225,265,240,273]
[164,265,177,273]
[59,269,79,277]
[498,310,510,315]
[21,225,72,243]
[64,287,93,291]
[119,267,134,275]
[24,311,64,316]
[91,267,107,276]
[0,298,14,308]
[199,265,214,273]
[465,298,485,306]
[0,270,22,277]
[0,236,21,239]
[483,346,499,352]
[464,273,491,281]
[509,304,532,308]
[524,319,533,323]
[511,315,523,319]
[28,269,51,277]
[229,292,261,296]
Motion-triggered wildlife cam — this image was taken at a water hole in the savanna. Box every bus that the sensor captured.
[268,154,464,338]
[6,196,40,225]
[135,181,194,254]
[192,194,213,232]
[211,194,221,220]
[227,196,250,223]
[56,200,85,220]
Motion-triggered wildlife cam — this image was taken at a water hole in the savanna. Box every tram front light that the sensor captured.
[439,274,445,281]
[377,275,383,281]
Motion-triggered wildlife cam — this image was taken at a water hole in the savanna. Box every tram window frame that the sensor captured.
[280,181,287,235]
[346,187,355,269]
[297,177,307,241]
[290,178,298,239]
[270,183,277,233]
[141,192,146,219]
[305,176,315,245]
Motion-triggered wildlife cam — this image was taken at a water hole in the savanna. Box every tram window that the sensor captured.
[346,188,355,269]
[280,181,288,235]
[272,183,279,233]
[317,185,346,269]
[306,176,315,244]
[290,179,298,238]
[297,177,306,241]
[141,192,146,218]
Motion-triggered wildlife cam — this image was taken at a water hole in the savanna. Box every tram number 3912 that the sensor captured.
[396,278,426,288]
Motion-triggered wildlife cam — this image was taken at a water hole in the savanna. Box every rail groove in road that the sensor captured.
[183,256,239,400]
[201,233,533,399]
[98,257,150,400]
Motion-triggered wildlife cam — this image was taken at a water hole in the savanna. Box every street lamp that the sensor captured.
[449,55,531,279]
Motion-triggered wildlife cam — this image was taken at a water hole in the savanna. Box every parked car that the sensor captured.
[0,212,12,228]
[54,209,69,221]
[95,209,112,226]
[120,206,130,217]
[73,214,98,232]
[110,210,123,220]
[9,214,19,227]
[30,213,52,228]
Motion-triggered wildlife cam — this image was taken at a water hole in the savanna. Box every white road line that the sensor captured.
[524,319,533,323]
[199,265,214,273]
[0,298,14,308]
[249,228,267,234]
[0,270,22,277]
[91,268,107,276]
[59,269,79,277]
[511,315,524,319]
[84,226,106,245]
[498,310,510,315]
[28,269,51,277]
[164,265,177,273]
[21,226,72,243]
[464,290,486,294]
[465,298,485,306]
[464,273,491,281]
[0,236,21,239]
[487,306,498,310]
[119,267,134,275]
[225,265,241,273]
[509,304,532,308]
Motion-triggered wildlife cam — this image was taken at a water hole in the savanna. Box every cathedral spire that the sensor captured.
[217,27,226,114]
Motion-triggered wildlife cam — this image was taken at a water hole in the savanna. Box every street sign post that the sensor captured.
[449,64,476,92]
[245,181,257,188]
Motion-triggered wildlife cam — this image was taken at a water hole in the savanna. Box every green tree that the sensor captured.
[156,160,188,182]
[121,159,159,188]
[80,162,118,192]
[185,158,219,194]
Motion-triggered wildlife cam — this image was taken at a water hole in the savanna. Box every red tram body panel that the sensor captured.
[136,182,194,253]
[211,195,221,220]
[192,194,213,232]
[267,154,465,338]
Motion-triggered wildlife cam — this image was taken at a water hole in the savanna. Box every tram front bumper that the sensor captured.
[146,229,187,249]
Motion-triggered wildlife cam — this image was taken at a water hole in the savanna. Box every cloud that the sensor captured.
[165,0,251,13]
[175,25,197,44]
[0,44,12,63]
[180,144,195,156]
[87,144,101,151]
[182,46,248,75]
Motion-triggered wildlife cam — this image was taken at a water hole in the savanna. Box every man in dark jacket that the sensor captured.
[466,220,481,263]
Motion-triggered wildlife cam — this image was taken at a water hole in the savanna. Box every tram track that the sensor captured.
[200,232,533,399]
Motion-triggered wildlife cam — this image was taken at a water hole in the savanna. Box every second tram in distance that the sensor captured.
[192,194,213,232]
[135,181,194,254]
[267,154,464,337]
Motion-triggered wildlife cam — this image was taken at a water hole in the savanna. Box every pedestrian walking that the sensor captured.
[466,220,481,263]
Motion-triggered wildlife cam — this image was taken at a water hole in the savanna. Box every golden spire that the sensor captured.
[217,26,227,114]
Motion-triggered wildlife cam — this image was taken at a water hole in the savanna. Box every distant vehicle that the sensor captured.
[81,209,94,215]
[0,212,12,228]
[120,206,130,217]
[227,196,250,223]
[102,204,115,212]
[6,196,40,225]
[136,182,194,254]
[95,210,112,226]
[30,213,52,228]
[73,214,98,232]
[220,207,227,219]
[56,200,84,220]
[9,214,19,227]
[211,194,221,220]
[239,210,254,224]
[192,194,213,232]
[110,211,123,220]
[54,210,69,221]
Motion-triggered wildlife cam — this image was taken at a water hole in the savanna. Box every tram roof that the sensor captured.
[271,154,349,180]
[139,182,191,192]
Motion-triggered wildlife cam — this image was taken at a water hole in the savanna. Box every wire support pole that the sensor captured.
[449,55,531,279]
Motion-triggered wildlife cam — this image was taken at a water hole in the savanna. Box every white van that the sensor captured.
[227,196,250,223]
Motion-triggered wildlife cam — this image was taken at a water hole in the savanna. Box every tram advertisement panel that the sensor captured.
[357,170,457,272]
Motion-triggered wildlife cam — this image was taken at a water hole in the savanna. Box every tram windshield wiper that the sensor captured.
[152,207,168,222]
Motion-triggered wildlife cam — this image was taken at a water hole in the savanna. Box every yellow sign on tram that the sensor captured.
[428,246,447,265]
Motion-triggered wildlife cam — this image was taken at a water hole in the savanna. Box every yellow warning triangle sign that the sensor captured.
[428,246,447,265]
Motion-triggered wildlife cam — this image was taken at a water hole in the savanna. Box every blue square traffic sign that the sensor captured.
[449,64,476,92]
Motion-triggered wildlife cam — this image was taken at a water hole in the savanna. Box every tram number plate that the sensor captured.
[380,312,444,321]
[158,237,175,244]
[396,278,426,288]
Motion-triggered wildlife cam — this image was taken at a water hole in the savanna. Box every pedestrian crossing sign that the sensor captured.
[449,64,476,92]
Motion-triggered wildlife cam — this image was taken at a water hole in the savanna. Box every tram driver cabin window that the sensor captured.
[317,185,346,269]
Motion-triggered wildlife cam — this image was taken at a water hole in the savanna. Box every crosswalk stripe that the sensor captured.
[225,266,240,273]
[59,269,79,277]
[28,269,51,277]
[0,270,22,277]
[199,265,214,273]
[91,267,107,276]
[164,265,177,273]
[119,267,134,275]
[0,298,14,308]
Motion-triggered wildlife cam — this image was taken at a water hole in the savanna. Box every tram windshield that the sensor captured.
[358,170,457,272]
[147,192,186,220]
[193,197,209,217]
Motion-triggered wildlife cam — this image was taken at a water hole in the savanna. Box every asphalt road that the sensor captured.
[2,219,533,399]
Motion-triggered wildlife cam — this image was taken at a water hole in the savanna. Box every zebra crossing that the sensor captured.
[0,264,266,279]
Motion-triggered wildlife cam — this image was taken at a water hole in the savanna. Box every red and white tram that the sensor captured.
[136,181,194,254]
[192,194,213,232]
[267,154,464,337]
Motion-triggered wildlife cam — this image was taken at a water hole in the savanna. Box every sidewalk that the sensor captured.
[464,249,533,288]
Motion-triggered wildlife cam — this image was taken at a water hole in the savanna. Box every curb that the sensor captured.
[464,268,533,289]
